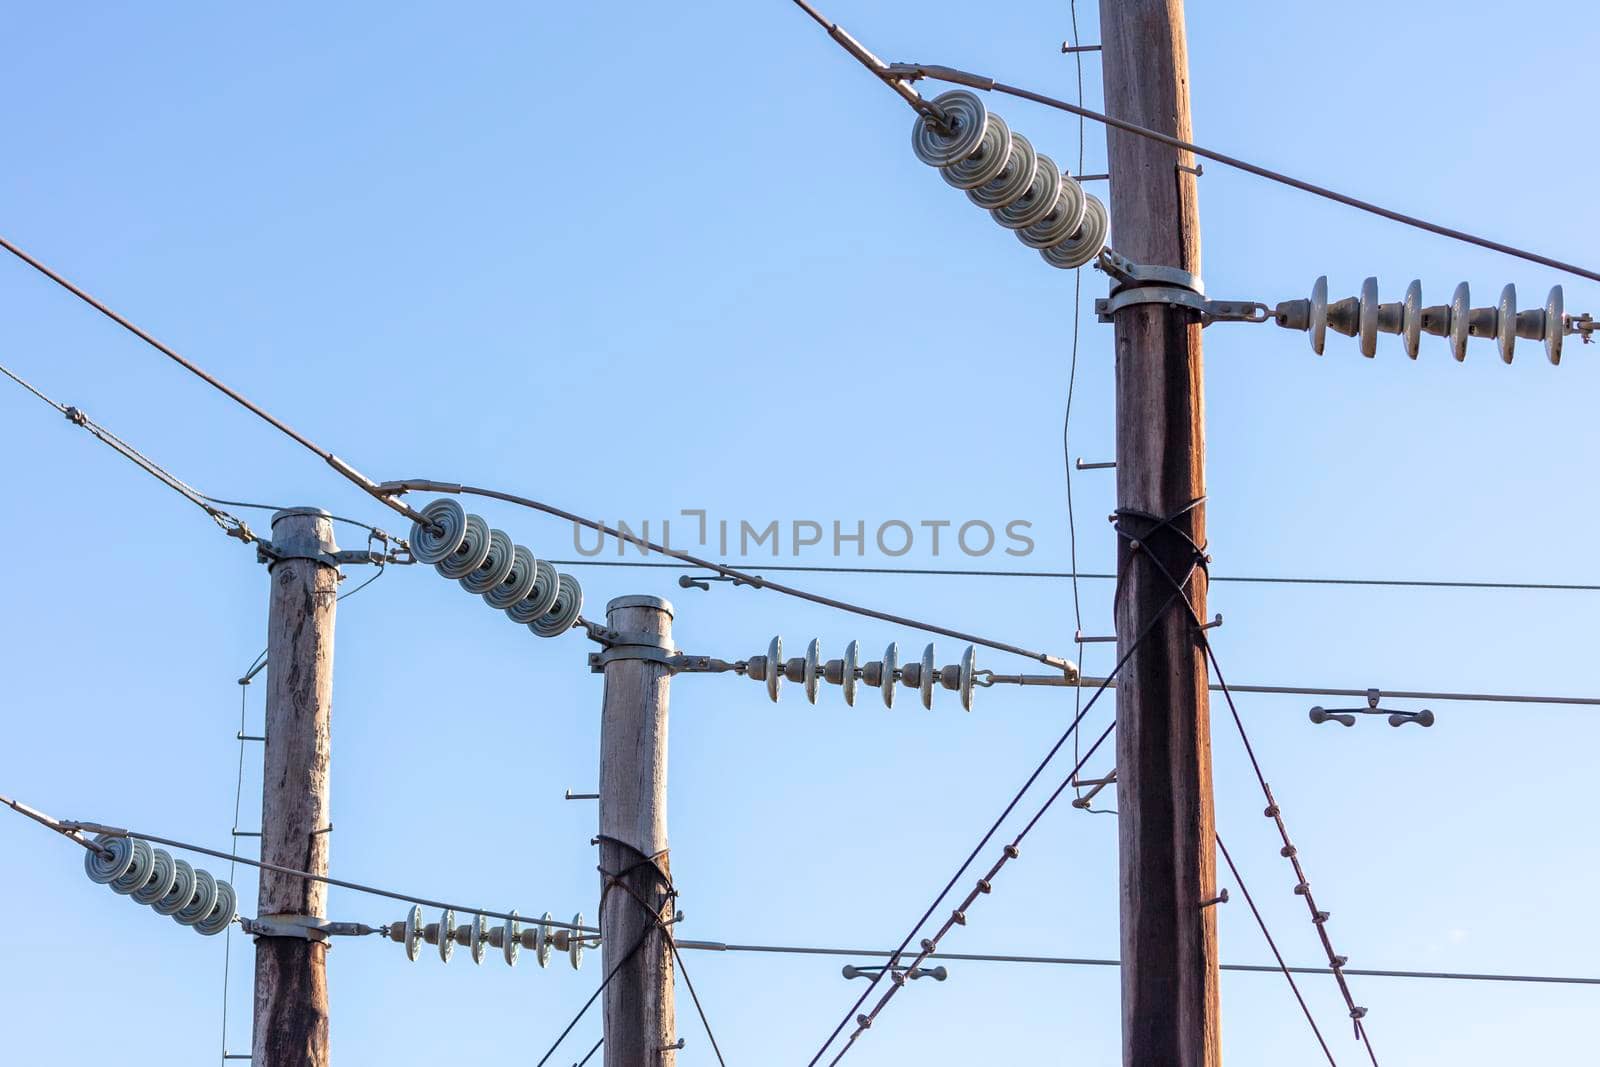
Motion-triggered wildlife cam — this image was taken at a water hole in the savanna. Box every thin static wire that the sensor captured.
[548,557,1600,596]
[533,925,654,1067]
[219,675,252,1063]
[1217,833,1339,1066]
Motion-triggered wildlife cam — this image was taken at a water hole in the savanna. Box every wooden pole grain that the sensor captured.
[598,595,677,1066]
[1097,2,1223,1065]
[253,508,338,1067]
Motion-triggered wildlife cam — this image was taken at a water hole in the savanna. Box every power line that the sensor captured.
[549,557,1600,596]
[670,939,1600,988]
[807,586,1184,1066]
[388,480,1080,672]
[0,796,596,934]
[0,360,258,544]
[1216,834,1339,1065]
[783,2,1600,285]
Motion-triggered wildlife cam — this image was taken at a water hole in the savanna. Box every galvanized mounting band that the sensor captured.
[590,645,678,671]
[256,543,386,569]
[241,914,372,943]
[1097,249,1204,295]
[1095,288,1270,325]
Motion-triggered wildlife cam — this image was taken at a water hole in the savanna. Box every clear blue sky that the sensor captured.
[2,2,1597,1063]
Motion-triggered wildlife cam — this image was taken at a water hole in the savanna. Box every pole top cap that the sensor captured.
[270,507,333,527]
[606,594,674,618]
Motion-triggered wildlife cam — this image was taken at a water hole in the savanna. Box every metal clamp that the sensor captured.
[254,543,388,569]
[241,914,377,943]
[1094,249,1269,326]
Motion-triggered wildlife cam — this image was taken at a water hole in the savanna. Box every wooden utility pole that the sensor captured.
[597,595,677,1066]
[254,507,338,1067]
[1097,3,1222,1065]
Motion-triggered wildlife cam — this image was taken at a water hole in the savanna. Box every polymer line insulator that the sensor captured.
[109,838,156,896]
[152,859,197,917]
[1042,192,1110,271]
[195,879,237,936]
[483,545,538,610]
[940,112,1012,190]
[84,834,136,885]
[507,559,561,625]
[130,848,179,906]
[435,513,492,580]
[409,499,467,566]
[1018,177,1087,251]
[911,90,989,168]
[530,572,583,638]
[459,528,515,595]
[1277,277,1571,364]
[966,132,1038,211]
[174,868,218,927]
[992,154,1063,231]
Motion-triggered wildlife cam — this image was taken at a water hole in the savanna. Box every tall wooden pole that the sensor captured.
[1097,3,1222,1065]
[254,507,337,1067]
[597,595,676,1066]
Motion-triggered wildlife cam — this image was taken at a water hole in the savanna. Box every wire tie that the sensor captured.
[1312,910,1330,924]
[856,1014,872,1030]
[1349,1006,1368,1020]
[1003,844,1020,859]
[1280,845,1297,858]
[976,879,992,894]
[1263,804,1280,817]
[1331,955,1349,969]
[951,909,966,926]
[1293,881,1310,896]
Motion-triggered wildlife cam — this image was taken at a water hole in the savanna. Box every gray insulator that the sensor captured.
[1357,277,1380,358]
[959,645,977,713]
[910,90,989,168]
[1497,284,1517,364]
[918,644,936,710]
[483,545,538,610]
[966,132,1038,211]
[538,912,555,969]
[460,529,515,594]
[1042,192,1109,270]
[1401,280,1423,359]
[152,859,197,917]
[409,499,467,566]
[1326,292,1360,339]
[404,904,424,961]
[881,642,899,710]
[1310,275,1329,354]
[470,913,489,965]
[1018,177,1087,250]
[530,573,583,638]
[569,912,585,970]
[174,868,218,927]
[508,559,562,625]
[195,879,236,936]
[842,640,860,707]
[110,838,156,896]
[438,909,456,963]
[435,513,492,580]
[131,848,179,906]
[940,112,1012,190]
[992,154,1062,231]
[502,911,520,968]
[1545,286,1565,365]
[1449,282,1471,362]
[84,834,135,886]
[804,638,822,705]
[764,637,782,703]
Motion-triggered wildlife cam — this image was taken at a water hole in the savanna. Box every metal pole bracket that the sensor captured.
[1094,249,1269,326]
[241,914,376,943]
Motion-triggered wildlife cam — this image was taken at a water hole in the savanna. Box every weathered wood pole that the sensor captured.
[254,507,337,1067]
[1097,2,1223,1065]
[597,594,676,1066]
